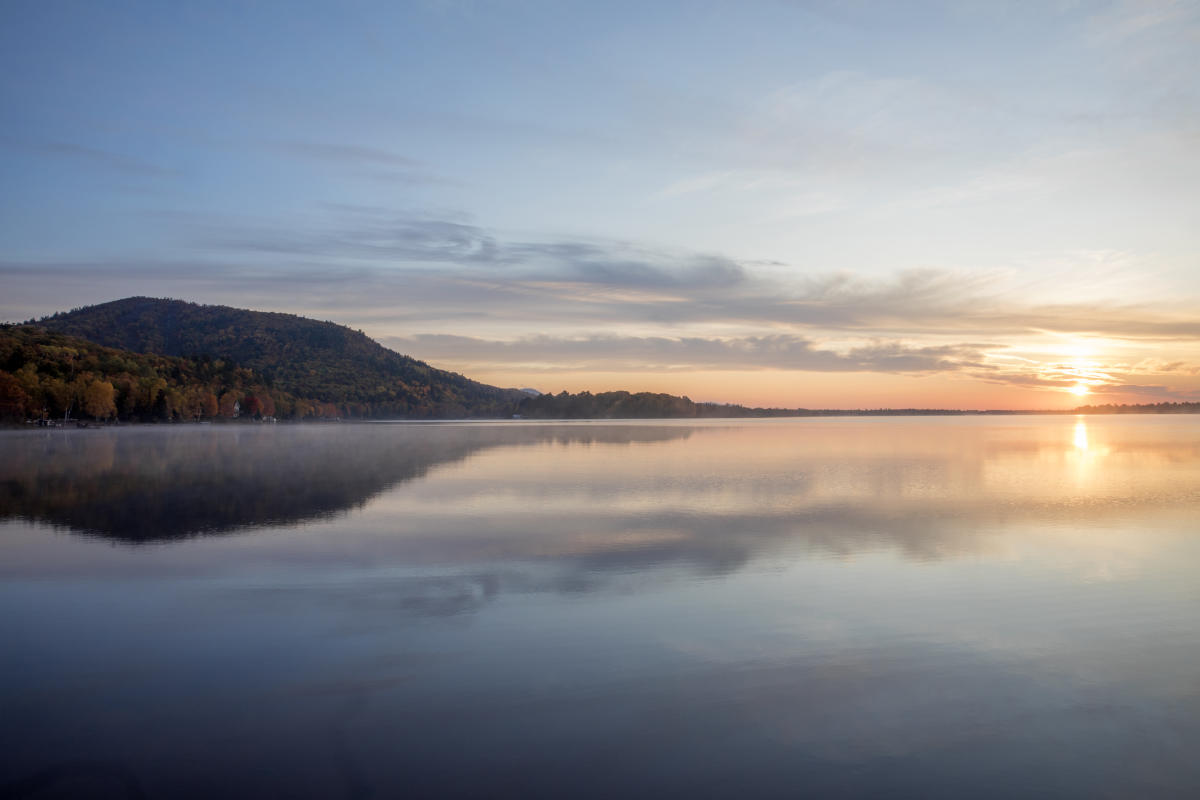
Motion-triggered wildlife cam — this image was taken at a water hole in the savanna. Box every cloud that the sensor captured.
[269,140,457,185]
[504,242,748,290]
[383,333,992,374]
[1,137,177,176]
[730,68,1032,183]
[967,360,1198,402]
[1086,0,1200,44]
[200,211,1200,342]
[270,140,420,168]
[5,207,1199,347]
[208,214,500,263]
[196,211,748,291]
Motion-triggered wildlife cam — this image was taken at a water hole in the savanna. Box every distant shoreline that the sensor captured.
[7,405,1200,430]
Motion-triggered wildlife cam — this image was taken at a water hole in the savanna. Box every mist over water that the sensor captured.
[2,417,1199,798]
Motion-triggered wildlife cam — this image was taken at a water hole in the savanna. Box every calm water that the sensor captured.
[2,417,1199,798]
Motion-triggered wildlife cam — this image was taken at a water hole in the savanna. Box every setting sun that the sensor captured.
[1069,383,1090,396]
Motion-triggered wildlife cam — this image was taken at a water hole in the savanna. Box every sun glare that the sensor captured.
[1068,383,1090,397]
[1073,420,1088,450]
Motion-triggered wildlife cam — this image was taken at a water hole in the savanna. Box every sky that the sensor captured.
[2,0,1198,409]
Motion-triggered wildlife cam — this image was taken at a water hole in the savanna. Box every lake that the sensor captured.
[2,417,1199,798]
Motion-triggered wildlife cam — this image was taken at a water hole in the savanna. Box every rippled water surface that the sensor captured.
[2,417,1199,798]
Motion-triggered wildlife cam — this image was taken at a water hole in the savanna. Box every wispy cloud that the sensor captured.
[383,333,992,374]
[8,207,1199,347]
[266,140,457,185]
[1085,0,1200,44]
[1,137,177,176]
[968,356,1200,402]
[206,214,500,263]
[270,140,420,168]
[195,211,747,290]
[3,203,1197,405]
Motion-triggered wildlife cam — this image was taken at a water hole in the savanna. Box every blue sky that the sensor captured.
[3,0,1198,407]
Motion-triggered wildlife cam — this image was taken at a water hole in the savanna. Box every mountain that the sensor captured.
[30,297,525,418]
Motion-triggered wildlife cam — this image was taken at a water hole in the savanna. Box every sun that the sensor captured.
[1068,383,1090,397]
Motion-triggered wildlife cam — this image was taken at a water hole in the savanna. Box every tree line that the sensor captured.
[512,390,798,419]
[1,326,367,422]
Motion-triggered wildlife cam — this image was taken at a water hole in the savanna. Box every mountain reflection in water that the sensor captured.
[2,417,1200,799]
[0,423,694,540]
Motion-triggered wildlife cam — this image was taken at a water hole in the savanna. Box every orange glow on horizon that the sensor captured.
[456,368,1108,411]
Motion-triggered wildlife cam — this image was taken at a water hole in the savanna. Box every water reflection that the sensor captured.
[3,417,1200,798]
[0,423,693,540]
[3,417,1198,593]
[1073,418,1088,451]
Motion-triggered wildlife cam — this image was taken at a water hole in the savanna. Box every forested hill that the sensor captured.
[30,297,525,418]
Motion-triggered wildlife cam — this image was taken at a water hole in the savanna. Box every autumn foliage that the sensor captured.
[0,318,518,422]
[30,297,525,419]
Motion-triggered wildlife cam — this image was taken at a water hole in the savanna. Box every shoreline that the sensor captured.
[7,406,1200,430]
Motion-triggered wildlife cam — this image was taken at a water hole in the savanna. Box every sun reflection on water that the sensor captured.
[1068,417,1113,486]
[1073,419,1089,451]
